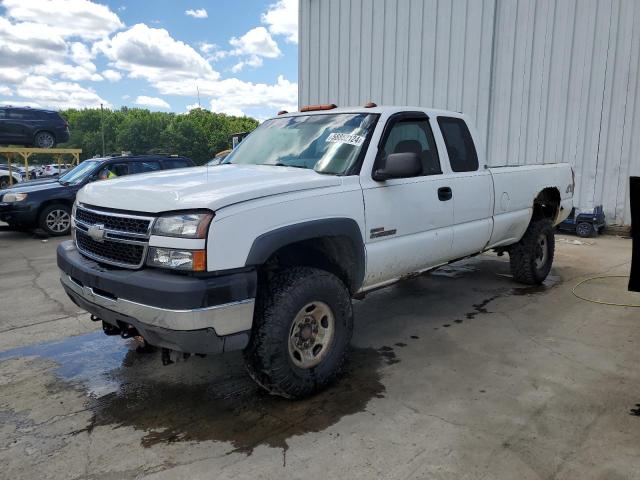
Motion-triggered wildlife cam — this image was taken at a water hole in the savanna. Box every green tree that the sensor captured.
[58,107,259,164]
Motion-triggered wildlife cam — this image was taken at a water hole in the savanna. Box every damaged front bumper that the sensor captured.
[57,241,256,354]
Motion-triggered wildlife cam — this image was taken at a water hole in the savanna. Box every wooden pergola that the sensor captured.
[0,147,82,185]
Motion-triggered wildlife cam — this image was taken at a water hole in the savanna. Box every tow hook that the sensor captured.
[119,324,138,339]
[102,321,120,336]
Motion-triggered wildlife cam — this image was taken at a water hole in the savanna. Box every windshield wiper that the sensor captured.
[272,163,308,169]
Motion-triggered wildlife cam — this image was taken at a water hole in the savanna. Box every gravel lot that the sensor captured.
[0,227,638,480]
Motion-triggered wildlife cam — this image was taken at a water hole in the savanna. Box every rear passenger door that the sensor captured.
[161,158,191,170]
[436,116,493,258]
[361,113,454,286]
[130,161,162,175]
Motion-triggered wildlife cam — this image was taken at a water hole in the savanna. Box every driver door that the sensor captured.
[361,113,454,287]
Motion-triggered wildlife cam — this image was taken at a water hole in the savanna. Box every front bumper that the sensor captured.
[57,241,257,354]
[0,201,38,226]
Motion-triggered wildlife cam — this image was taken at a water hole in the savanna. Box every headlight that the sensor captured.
[147,247,206,271]
[2,193,27,202]
[152,212,213,238]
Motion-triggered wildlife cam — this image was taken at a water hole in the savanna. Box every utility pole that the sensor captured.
[197,85,201,108]
[100,103,106,157]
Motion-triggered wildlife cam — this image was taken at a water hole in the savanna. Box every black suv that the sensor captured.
[0,106,70,148]
[0,154,194,235]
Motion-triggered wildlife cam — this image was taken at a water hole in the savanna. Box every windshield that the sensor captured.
[224,113,378,175]
[58,161,99,185]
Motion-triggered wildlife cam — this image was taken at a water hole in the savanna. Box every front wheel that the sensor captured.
[576,222,593,238]
[38,204,71,236]
[244,267,353,398]
[0,176,10,189]
[509,219,555,285]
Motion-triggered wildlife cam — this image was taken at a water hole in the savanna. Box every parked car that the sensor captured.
[0,166,23,189]
[41,163,73,177]
[206,149,231,166]
[0,154,194,235]
[557,206,606,237]
[1,164,43,180]
[0,106,70,148]
[57,105,573,398]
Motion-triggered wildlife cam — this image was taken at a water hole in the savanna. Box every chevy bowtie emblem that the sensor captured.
[87,223,106,243]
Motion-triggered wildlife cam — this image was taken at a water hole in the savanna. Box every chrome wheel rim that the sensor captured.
[288,301,335,369]
[534,233,548,270]
[37,133,54,148]
[45,209,70,233]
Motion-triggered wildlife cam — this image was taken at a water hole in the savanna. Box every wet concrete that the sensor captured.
[0,332,400,455]
[1,232,640,479]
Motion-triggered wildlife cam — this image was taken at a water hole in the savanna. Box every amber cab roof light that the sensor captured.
[300,103,337,112]
[364,101,377,108]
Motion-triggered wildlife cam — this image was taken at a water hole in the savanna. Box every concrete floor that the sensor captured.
[0,228,639,480]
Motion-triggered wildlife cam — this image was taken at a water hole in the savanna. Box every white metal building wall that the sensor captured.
[299,0,640,225]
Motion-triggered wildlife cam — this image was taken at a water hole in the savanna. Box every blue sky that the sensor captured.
[0,0,298,120]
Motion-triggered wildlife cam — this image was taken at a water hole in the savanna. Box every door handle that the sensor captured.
[438,187,452,201]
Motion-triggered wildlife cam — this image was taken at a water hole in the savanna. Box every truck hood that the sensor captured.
[78,164,342,213]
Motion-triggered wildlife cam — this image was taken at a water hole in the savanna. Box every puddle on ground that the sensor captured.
[441,274,563,328]
[0,332,398,455]
[510,274,562,296]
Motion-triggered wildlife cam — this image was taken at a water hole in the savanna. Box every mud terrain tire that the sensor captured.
[509,219,555,285]
[244,267,353,399]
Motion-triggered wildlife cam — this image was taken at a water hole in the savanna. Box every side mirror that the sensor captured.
[373,152,422,181]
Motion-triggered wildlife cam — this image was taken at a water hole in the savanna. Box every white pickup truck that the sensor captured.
[57,105,573,398]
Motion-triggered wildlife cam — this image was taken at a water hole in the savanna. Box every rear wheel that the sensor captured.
[0,176,10,189]
[576,222,593,238]
[34,131,56,149]
[509,219,555,285]
[38,204,71,236]
[244,266,353,398]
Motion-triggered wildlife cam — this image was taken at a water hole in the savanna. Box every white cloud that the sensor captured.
[262,0,298,44]
[134,95,170,109]
[70,42,93,64]
[185,8,208,19]
[231,56,264,73]
[34,62,102,81]
[0,17,67,67]
[15,75,109,109]
[152,74,297,115]
[102,69,122,82]
[0,67,28,85]
[96,24,219,83]
[199,42,228,62]
[2,0,124,40]
[0,86,12,96]
[229,26,281,59]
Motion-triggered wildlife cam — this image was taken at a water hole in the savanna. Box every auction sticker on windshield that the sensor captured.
[326,132,365,146]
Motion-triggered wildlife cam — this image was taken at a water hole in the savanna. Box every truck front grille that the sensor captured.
[75,207,151,235]
[74,205,154,269]
[76,230,145,267]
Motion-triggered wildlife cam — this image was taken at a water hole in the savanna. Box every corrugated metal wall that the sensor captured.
[299,0,640,225]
